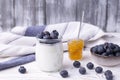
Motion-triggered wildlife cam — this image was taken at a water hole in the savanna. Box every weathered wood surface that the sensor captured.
[106,0,119,32]
[0,0,120,32]
[46,0,77,24]
[14,0,45,26]
[0,0,14,31]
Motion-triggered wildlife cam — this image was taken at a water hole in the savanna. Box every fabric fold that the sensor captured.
[0,54,35,71]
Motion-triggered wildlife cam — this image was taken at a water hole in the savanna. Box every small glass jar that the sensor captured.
[35,38,63,72]
[68,39,84,61]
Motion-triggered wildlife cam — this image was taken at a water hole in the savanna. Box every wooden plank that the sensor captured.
[0,0,14,31]
[23,0,36,26]
[106,0,119,32]
[0,0,2,31]
[14,0,24,26]
[35,0,45,25]
[97,0,107,31]
[45,0,77,24]
[116,0,120,32]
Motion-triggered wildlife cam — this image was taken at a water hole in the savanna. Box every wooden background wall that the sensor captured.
[0,0,120,32]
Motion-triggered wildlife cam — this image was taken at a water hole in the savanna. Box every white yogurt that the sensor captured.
[35,38,63,72]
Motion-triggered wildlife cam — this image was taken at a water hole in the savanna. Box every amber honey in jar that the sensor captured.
[68,39,84,60]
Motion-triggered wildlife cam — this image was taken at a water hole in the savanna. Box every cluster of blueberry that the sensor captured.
[91,42,120,57]
[59,61,113,80]
[37,30,59,39]
[37,30,60,44]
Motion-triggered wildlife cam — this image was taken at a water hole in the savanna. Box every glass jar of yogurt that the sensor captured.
[35,38,63,72]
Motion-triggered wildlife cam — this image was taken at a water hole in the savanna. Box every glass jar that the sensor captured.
[35,38,63,72]
[68,39,84,61]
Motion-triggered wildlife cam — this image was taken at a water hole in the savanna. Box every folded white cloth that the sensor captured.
[0,32,36,57]
[11,26,28,35]
[0,21,119,57]
[0,44,35,58]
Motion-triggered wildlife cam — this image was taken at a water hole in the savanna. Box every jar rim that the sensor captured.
[36,37,61,44]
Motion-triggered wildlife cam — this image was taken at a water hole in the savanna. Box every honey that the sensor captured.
[68,39,84,60]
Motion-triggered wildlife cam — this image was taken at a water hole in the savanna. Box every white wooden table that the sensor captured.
[0,50,119,80]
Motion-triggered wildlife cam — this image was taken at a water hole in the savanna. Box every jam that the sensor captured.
[68,39,84,60]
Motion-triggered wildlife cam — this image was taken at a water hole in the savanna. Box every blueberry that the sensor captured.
[90,46,98,53]
[106,48,113,55]
[49,36,53,39]
[86,62,94,69]
[50,33,58,39]
[60,70,68,78]
[73,61,81,68]
[44,31,50,36]
[79,67,86,74]
[105,74,113,80]
[104,42,109,49]
[37,34,43,39]
[104,70,113,76]
[97,45,106,54]
[102,52,109,56]
[113,45,120,53]
[108,43,115,49]
[108,53,114,57]
[112,52,116,56]
[18,66,26,74]
[95,66,103,73]
[115,52,120,56]
[53,30,59,37]
[37,32,45,39]
[50,30,59,39]
[43,34,51,39]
